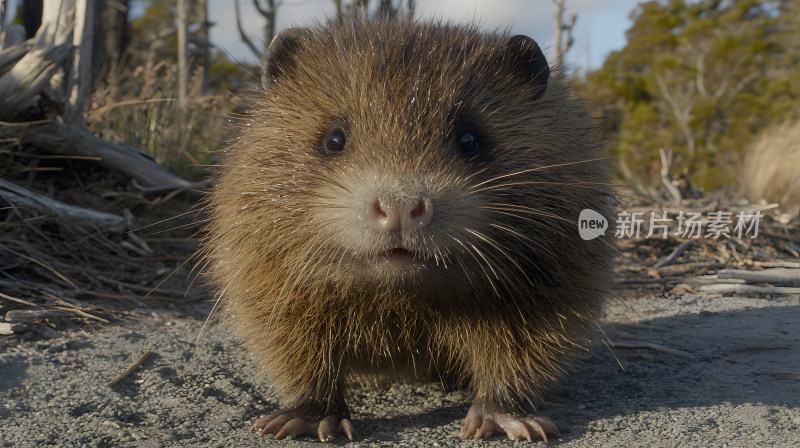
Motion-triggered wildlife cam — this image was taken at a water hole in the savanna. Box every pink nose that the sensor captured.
[371,197,434,231]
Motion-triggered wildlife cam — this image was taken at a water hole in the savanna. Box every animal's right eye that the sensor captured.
[325,129,347,152]
[458,131,478,155]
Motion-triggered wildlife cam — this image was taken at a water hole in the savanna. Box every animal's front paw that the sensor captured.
[459,402,560,442]
[251,408,355,442]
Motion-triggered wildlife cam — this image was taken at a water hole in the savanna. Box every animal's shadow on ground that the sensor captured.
[542,304,798,442]
[346,304,799,443]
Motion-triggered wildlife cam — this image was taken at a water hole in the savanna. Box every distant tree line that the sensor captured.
[582,0,800,191]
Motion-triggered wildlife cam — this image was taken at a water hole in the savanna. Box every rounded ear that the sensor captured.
[262,27,312,90]
[504,35,550,101]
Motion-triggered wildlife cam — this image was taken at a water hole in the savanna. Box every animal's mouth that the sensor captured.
[380,247,420,265]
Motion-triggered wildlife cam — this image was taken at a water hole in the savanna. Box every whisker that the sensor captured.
[480,203,574,225]
[467,157,610,191]
[462,228,531,323]
[469,180,613,195]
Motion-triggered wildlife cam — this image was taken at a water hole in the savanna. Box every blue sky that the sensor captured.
[207,0,645,71]
[2,0,645,71]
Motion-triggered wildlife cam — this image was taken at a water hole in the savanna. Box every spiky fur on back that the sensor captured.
[206,19,614,416]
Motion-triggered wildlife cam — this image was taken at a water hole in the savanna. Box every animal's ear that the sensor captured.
[504,35,549,101]
[262,27,311,90]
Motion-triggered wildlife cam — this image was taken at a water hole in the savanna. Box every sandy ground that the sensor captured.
[1,291,799,448]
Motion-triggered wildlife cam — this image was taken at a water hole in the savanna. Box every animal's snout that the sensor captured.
[370,196,434,231]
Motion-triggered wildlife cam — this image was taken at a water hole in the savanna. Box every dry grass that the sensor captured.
[0,53,231,322]
[86,59,235,179]
[0,145,209,324]
[742,120,800,215]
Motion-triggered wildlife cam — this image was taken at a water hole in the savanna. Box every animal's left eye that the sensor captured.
[458,131,478,155]
[325,128,347,152]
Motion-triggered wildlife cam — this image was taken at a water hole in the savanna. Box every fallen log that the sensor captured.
[4,122,197,189]
[698,283,800,296]
[0,178,126,232]
[716,268,800,286]
[0,44,72,119]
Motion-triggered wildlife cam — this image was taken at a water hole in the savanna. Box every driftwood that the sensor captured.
[754,261,800,269]
[0,178,126,232]
[682,275,746,286]
[2,122,196,189]
[65,0,95,121]
[0,0,197,191]
[698,283,800,296]
[5,309,66,322]
[716,268,800,286]
[0,322,29,334]
[654,261,721,277]
[653,240,693,268]
[0,44,72,119]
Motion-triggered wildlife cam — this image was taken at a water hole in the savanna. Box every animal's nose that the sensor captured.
[371,197,434,231]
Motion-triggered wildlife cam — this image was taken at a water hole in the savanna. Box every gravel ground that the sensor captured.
[1,292,798,448]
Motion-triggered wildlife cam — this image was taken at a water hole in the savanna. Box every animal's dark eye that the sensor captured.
[458,131,478,155]
[325,129,347,152]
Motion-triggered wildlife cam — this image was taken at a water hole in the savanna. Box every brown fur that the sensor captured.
[206,18,614,423]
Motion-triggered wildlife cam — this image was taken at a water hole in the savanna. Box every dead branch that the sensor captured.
[716,268,800,286]
[754,261,800,269]
[0,178,126,232]
[698,283,800,296]
[234,0,262,57]
[659,148,683,203]
[107,351,152,387]
[4,122,195,189]
[655,75,696,155]
[5,309,67,322]
[0,322,29,334]
[552,0,576,68]
[682,275,746,286]
[653,240,693,268]
[654,261,722,277]
[0,44,72,119]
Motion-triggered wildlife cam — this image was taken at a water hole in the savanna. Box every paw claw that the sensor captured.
[260,413,292,436]
[249,408,354,442]
[340,418,355,441]
[460,403,559,442]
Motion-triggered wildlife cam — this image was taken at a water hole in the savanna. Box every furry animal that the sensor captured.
[206,18,614,442]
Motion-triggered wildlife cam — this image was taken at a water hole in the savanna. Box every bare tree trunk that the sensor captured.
[551,0,576,71]
[252,0,277,47]
[656,76,697,155]
[177,0,187,110]
[93,0,129,76]
[65,0,94,122]
[197,0,210,86]
[236,0,277,58]
[0,0,197,190]
[174,0,188,165]
[659,148,683,204]
[234,0,261,56]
